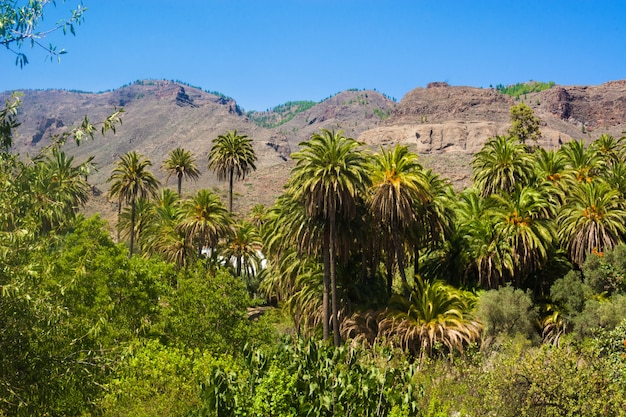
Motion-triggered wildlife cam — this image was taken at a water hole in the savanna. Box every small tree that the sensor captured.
[508,103,541,146]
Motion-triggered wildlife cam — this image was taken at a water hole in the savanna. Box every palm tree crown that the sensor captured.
[207,130,257,212]
[162,147,200,196]
[557,180,626,266]
[179,189,232,255]
[472,135,534,196]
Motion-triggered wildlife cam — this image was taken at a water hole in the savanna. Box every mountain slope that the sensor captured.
[2,79,625,219]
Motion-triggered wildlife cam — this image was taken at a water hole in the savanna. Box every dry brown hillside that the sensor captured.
[3,79,625,223]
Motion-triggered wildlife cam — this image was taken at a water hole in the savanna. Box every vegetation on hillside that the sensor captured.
[247,100,318,128]
[495,80,556,98]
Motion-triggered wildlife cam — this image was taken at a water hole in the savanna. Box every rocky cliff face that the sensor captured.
[536,80,626,131]
[358,81,625,155]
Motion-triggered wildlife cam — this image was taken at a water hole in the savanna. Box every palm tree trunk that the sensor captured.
[392,219,408,296]
[323,231,330,342]
[117,197,122,243]
[236,255,242,277]
[229,168,234,212]
[386,247,394,296]
[329,210,340,347]
[129,200,136,258]
[414,244,419,276]
[177,173,183,196]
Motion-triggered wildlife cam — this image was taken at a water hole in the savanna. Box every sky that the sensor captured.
[1,0,625,111]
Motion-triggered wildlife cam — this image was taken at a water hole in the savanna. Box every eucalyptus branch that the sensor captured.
[1,1,87,67]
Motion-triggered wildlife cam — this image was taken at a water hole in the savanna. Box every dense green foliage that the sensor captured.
[2,17,625,411]
[495,80,556,98]
[190,338,420,417]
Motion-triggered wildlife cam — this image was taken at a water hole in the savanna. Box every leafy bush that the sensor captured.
[158,264,253,353]
[416,337,626,417]
[191,338,422,417]
[475,286,539,345]
[99,340,217,417]
[550,270,590,316]
[582,244,626,294]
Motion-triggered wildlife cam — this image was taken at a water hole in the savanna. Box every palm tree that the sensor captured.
[107,151,160,256]
[179,189,232,255]
[602,161,626,198]
[532,147,567,208]
[472,135,534,196]
[557,180,626,266]
[260,193,328,335]
[368,145,429,294]
[410,169,454,276]
[456,189,513,289]
[289,129,370,345]
[379,277,481,363]
[118,196,155,254]
[207,130,257,212]
[589,133,623,168]
[490,187,556,286]
[33,147,90,232]
[222,221,262,279]
[247,204,269,229]
[142,189,196,269]
[162,147,201,196]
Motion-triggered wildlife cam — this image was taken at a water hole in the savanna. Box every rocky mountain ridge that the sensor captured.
[2,79,625,216]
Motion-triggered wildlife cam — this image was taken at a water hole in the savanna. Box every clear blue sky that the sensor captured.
[2,0,625,111]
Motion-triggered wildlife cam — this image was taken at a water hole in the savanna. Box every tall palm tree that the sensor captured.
[289,129,370,345]
[532,147,567,208]
[179,189,232,255]
[368,145,429,294]
[261,193,329,335]
[207,130,257,212]
[472,135,534,196]
[118,196,155,254]
[162,147,201,196]
[107,151,160,256]
[557,180,626,266]
[490,187,556,286]
[410,169,454,276]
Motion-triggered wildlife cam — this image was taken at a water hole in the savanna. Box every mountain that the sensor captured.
[2,79,625,220]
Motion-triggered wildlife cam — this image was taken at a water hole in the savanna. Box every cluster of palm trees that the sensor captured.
[106,131,260,274]
[259,128,626,353]
[0,146,93,236]
[462,134,626,286]
[261,129,456,347]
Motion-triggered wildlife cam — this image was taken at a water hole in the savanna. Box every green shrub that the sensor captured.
[475,286,539,345]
